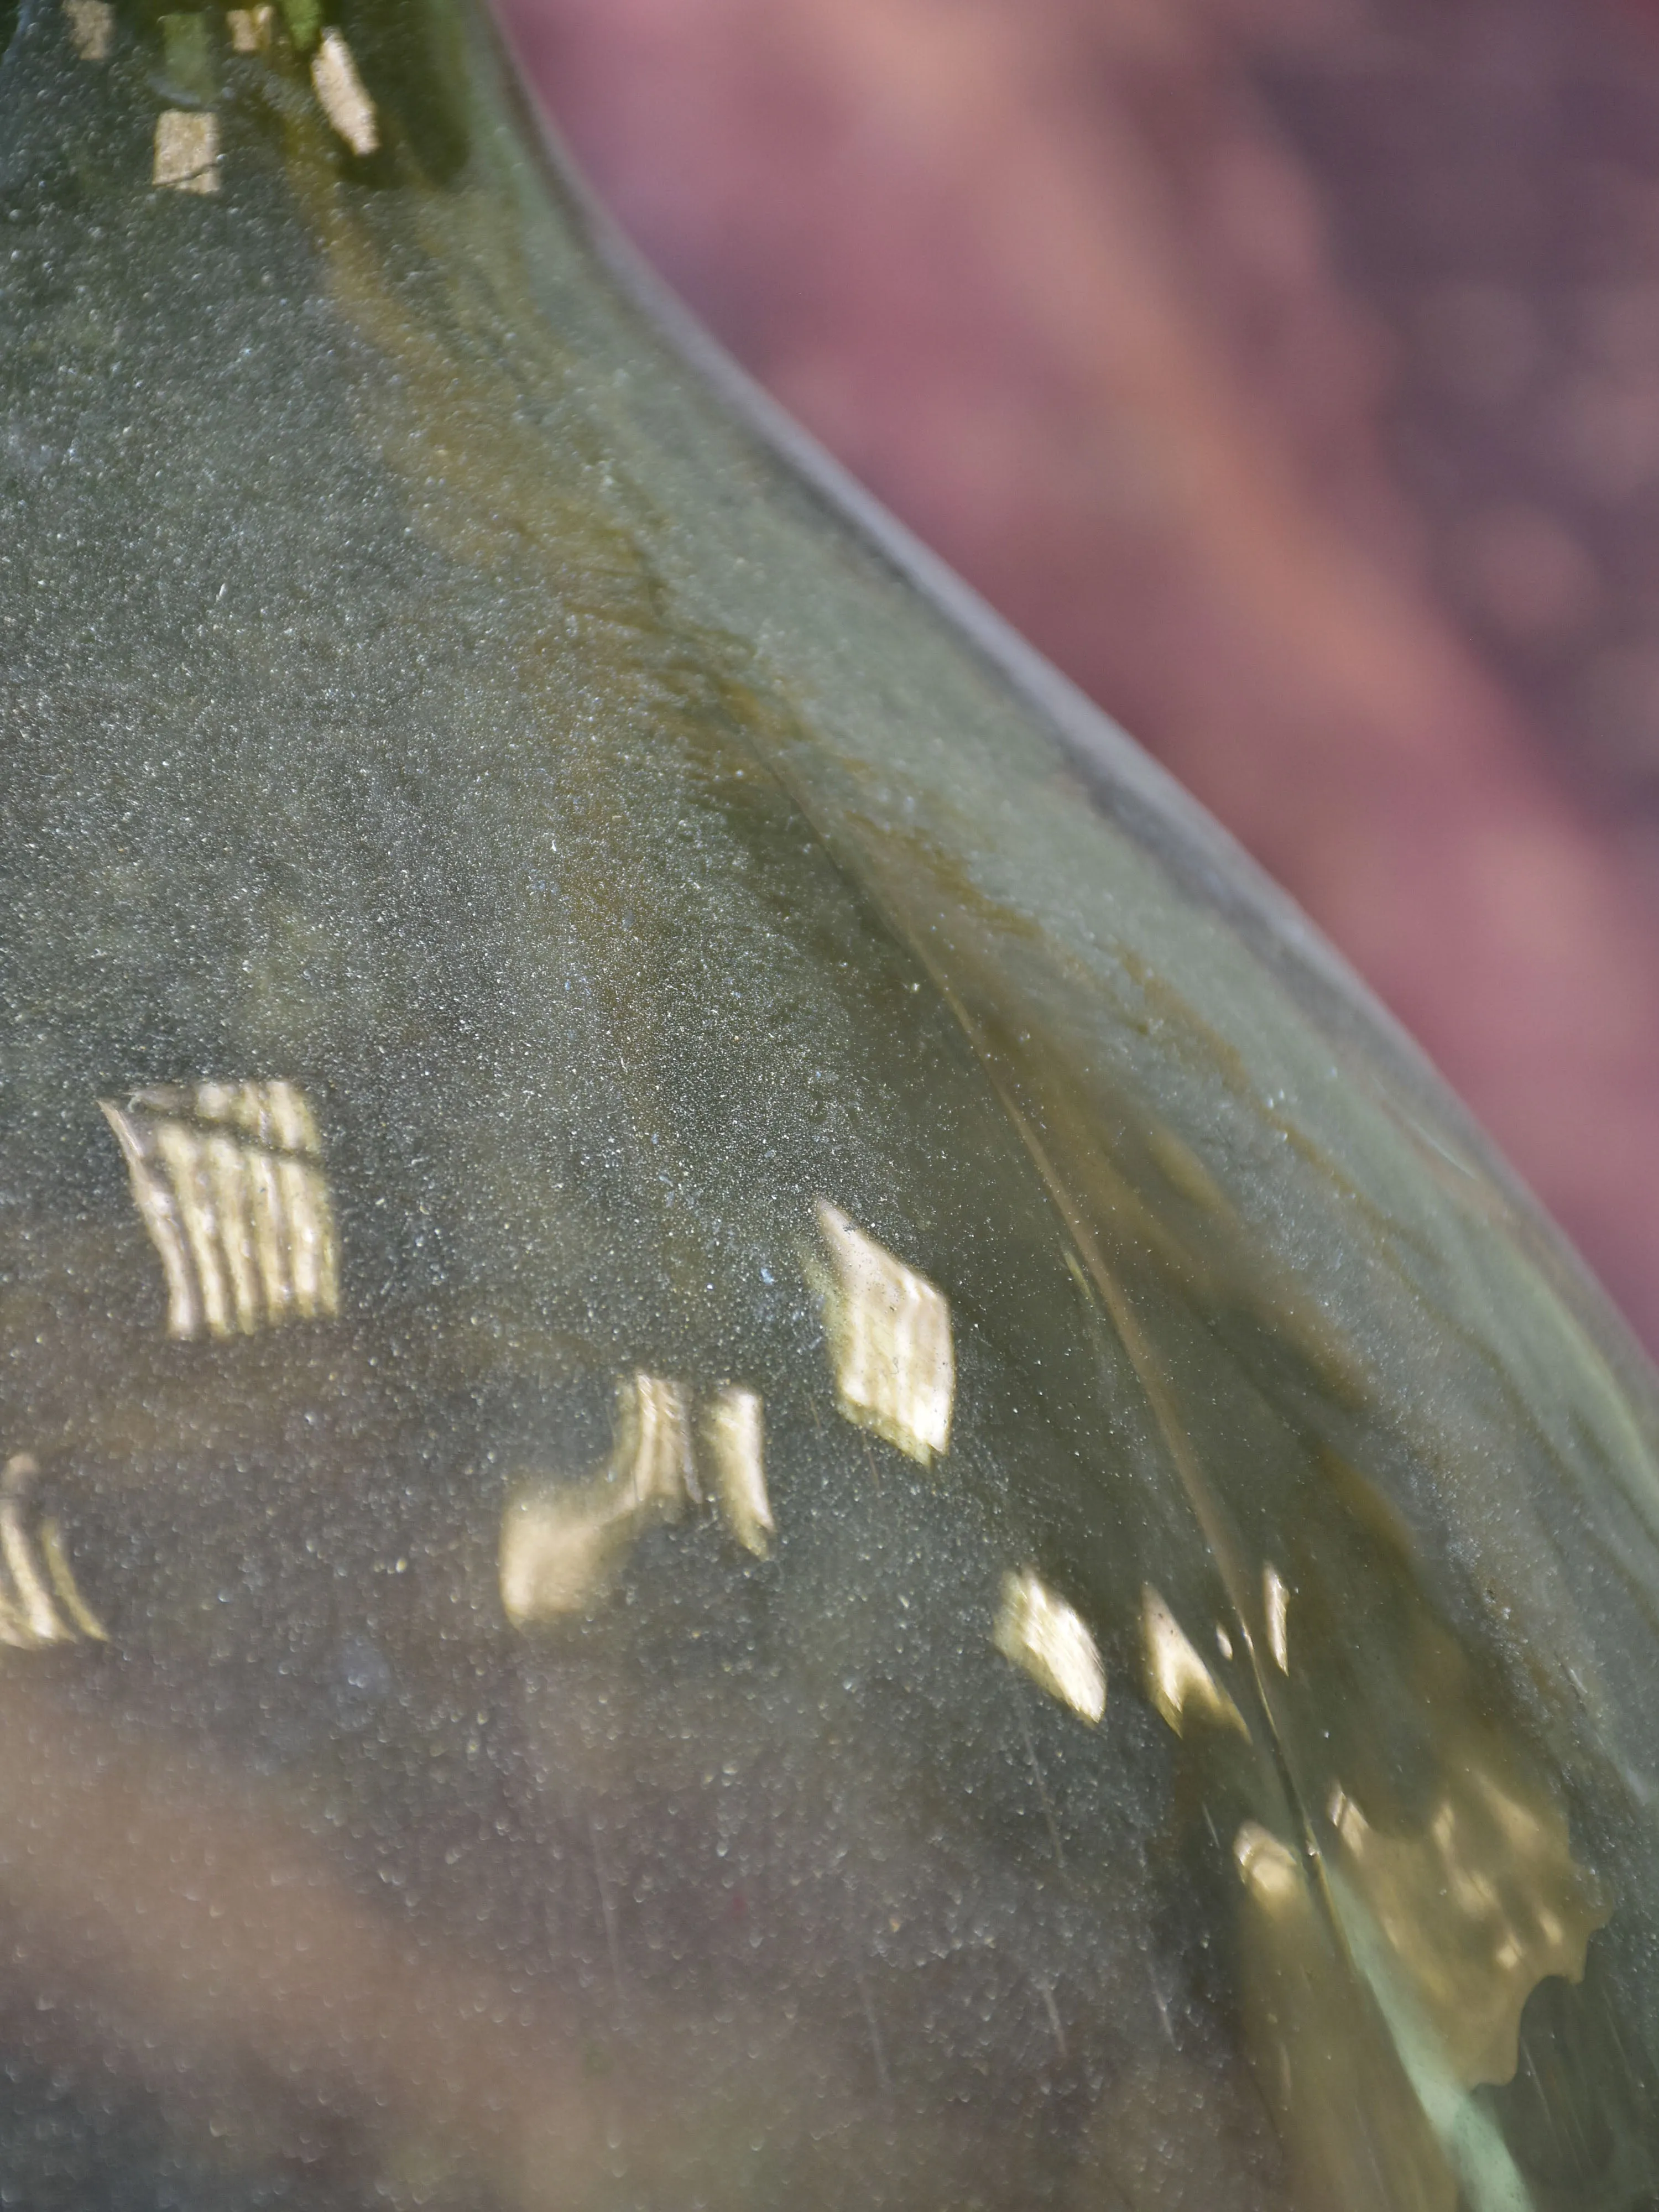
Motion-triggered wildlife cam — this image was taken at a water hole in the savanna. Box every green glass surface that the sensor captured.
[2,3,1658,2205]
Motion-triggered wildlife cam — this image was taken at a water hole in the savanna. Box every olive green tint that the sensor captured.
[1,2,1657,2207]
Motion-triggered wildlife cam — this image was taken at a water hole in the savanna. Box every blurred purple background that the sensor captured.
[500,0,1659,1352]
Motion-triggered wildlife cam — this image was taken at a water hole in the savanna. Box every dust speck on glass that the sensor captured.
[2,0,1657,2205]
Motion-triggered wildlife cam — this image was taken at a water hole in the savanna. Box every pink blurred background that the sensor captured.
[500,0,1659,1353]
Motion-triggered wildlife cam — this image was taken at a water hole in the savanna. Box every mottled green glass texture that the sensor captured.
[2,3,1657,2207]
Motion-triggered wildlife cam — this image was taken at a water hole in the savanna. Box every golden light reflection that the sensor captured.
[1264,1563,1290,1672]
[993,1568,1105,1723]
[311,29,379,156]
[152,109,220,195]
[813,1200,954,1466]
[63,0,112,60]
[1327,1768,1607,2090]
[0,1455,105,1650]
[1233,1819,1302,1911]
[617,1370,699,1508]
[499,1373,695,1625]
[227,4,272,52]
[502,1373,784,1625]
[702,1385,773,1558]
[101,1082,339,1341]
[1141,1586,1248,1738]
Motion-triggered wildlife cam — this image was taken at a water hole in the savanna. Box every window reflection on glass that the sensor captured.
[1264,1561,1291,1673]
[310,29,378,155]
[1141,1584,1248,1738]
[62,0,113,61]
[701,1383,773,1558]
[100,1080,339,1340]
[813,1199,954,1465]
[151,109,220,195]
[500,1371,696,1625]
[502,1372,777,1624]
[226,4,273,53]
[0,1454,105,1649]
[993,1567,1105,1723]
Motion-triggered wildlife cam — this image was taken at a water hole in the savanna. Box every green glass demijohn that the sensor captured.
[1,2,1657,2206]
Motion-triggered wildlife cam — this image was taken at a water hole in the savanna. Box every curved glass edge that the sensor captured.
[482,3,1639,1361]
